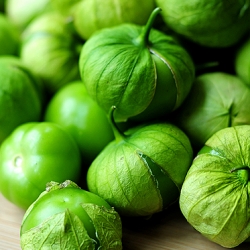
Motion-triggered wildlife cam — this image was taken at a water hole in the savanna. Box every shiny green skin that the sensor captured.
[0,122,82,210]
[156,0,250,48]
[174,72,250,150]
[0,13,19,55]
[44,81,114,165]
[20,12,82,94]
[20,181,122,250]
[180,126,250,248]
[79,8,195,122]
[235,38,250,86]
[87,122,193,217]
[21,185,111,244]
[0,56,43,144]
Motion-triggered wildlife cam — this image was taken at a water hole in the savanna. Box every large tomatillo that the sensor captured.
[86,106,193,217]
[79,8,195,122]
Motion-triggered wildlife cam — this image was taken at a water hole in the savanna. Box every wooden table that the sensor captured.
[0,193,249,250]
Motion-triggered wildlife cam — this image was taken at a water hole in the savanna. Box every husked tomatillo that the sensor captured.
[20,181,122,250]
[156,0,250,48]
[86,107,193,217]
[79,8,195,122]
[180,125,250,248]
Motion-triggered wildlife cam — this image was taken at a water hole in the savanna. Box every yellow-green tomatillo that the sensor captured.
[180,125,250,248]
[86,106,193,217]
[79,8,195,122]
[20,12,83,94]
[5,0,54,31]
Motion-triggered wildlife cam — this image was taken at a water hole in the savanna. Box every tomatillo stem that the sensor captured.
[230,166,250,185]
[108,106,126,142]
[134,7,162,47]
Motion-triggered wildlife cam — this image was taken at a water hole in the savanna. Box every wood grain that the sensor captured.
[0,193,249,250]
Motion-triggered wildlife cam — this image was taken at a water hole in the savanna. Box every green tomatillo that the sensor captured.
[44,81,114,165]
[0,56,44,144]
[20,180,122,250]
[20,11,83,94]
[173,72,250,151]
[79,7,195,122]
[5,0,54,31]
[156,0,250,48]
[70,0,156,40]
[0,122,82,210]
[0,13,19,56]
[180,125,250,248]
[51,0,156,40]
[86,106,193,217]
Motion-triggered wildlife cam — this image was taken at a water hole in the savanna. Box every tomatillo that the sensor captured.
[20,180,122,250]
[79,8,195,122]
[173,72,250,150]
[20,11,82,94]
[86,106,193,217]
[180,125,250,248]
[71,0,156,40]
[0,56,44,144]
[0,122,82,210]
[156,0,250,48]
[44,81,114,165]
[5,0,54,31]
[0,13,19,55]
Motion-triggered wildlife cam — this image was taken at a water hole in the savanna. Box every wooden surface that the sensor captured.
[0,193,249,250]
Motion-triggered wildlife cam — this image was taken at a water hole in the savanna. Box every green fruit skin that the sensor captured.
[21,186,111,242]
[0,122,82,209]
[180,125,250,248]
[156,0,250,48]
[20,181,123,250]
[44,81,114,165]
[87,123,193,217]
[0,57,43,143]
[174,72,250,150]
